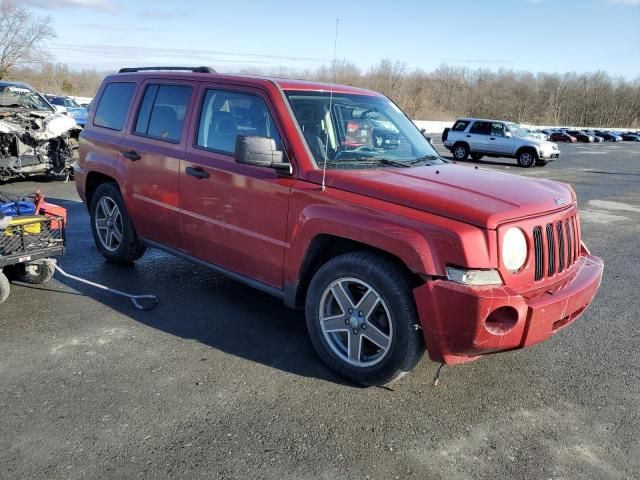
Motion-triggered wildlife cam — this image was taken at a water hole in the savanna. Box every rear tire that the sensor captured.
[90,182,145,264]
[517,150,537,168]
[0,271,9,304]
[15,260,55,284]
[305,251,425,386]
[453,143,469,161]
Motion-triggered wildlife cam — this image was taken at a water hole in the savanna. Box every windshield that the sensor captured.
[505,122,530,138]
[284,91,442,168]
[0,85,54,112]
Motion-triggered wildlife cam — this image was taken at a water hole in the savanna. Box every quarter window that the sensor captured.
[196,89,281,155]
[452,120,469,132]
[134,84,192,143]
[93,82,136,131]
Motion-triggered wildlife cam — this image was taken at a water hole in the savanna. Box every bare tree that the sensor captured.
[0,0,56,80]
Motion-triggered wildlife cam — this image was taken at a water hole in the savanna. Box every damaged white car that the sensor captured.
[0,81,81,182]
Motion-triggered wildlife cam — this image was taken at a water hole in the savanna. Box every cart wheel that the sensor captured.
[0,271,9,304]
[16,260,55,285]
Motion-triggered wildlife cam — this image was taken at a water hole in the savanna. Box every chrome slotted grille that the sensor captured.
[533,212,580,281]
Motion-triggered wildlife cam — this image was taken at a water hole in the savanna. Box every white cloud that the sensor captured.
[18,0,119,12]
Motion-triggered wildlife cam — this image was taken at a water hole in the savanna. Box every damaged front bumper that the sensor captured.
[0,110,80,182]
[414,254,604,364]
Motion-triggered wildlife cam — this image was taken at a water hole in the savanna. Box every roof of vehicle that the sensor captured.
[455,117,516,124]
[0,80,36,90]
[108,70,381,97]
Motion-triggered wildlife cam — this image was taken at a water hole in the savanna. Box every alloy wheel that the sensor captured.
[94,196,123,252]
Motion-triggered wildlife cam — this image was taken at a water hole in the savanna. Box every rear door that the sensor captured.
[179,83,294,288]
[467,121,491,151]
[120,80,195,250]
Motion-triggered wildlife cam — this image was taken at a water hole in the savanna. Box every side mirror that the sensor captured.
[505,131,512,138]
[420,128,432,143]
[235,135,291,174]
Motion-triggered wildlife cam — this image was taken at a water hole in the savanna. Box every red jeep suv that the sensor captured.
[76,67,603,386]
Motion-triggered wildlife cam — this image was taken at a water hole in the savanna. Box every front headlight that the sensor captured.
[502,227,527,272]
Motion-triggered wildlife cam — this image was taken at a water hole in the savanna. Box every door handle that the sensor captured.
[122,150,141,161]
[185,166,209,179]
[489,137,496,140]
[466,134,471,138]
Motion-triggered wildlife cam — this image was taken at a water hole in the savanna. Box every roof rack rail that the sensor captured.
[118,66,216,74]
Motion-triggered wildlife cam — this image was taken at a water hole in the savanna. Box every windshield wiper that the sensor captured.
[407,155,446,165]
[326,157,411,168]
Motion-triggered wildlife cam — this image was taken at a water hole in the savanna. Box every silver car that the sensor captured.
[443,118,560,167]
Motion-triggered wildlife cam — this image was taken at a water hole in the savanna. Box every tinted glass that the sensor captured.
[469,121,491,135]
[452,120,468,132]
[490,122,505,136]
[196,89,281,154]
[94,82,136,131]
[134,84,192,143]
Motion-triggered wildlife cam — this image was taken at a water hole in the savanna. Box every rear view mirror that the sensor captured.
[235,136,291,174]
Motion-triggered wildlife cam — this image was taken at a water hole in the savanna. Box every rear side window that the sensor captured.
[196,89,281,155]
[134,84,192,143]
[469,121,491,135]
[452,120,469,132]
[93,82,136,131]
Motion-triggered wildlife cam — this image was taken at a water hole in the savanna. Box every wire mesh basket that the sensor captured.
[0,216,65,260]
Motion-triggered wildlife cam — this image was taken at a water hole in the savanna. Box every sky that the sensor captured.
[16,0,640,78]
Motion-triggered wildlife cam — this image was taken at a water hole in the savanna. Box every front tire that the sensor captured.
[517,150,537,168]
[0,271,9,304]
[453,143,469,161]
[305,252,425,386]
[90,182,146,264]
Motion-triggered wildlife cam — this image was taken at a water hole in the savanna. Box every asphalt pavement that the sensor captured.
[1,142,639,479]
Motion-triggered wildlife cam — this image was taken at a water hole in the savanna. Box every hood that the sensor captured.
[0,109,78,140]
[319,163,574,229]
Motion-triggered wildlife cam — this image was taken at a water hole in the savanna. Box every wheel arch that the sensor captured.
[85,171,119,210]
[515,145,539,158]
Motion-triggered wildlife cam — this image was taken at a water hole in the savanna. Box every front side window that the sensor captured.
[94,82,136,131]
[284,91,442,169]
[196,89,281,154]
[490,122,505,137]
[134,84,192,143]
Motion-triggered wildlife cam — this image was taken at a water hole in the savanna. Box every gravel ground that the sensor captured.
[0,142,639,479]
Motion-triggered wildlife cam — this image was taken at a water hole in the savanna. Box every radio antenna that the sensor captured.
[321,18,339,192]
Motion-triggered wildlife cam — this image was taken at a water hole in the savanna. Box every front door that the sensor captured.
[487,122,515,154]
[179,84,294,288]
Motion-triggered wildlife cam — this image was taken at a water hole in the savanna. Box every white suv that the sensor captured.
[443,118,560,167]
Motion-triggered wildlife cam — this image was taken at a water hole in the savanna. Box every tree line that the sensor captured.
[2,0,638,127]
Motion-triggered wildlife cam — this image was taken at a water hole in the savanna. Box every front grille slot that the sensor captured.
[533,226,544,280]
[531,212,580,282]
[546,223,555,276]
[557,221,565,272]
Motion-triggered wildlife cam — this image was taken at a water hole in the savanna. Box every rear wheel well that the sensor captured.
[85,172,117,208]
[290,234,425,308]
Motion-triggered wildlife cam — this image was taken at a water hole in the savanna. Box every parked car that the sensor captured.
[442,118,560,167]
[76,66,603,386]
[45,95,88,127]
[523,129,548,141]
[549,132,577,143]
[620,132,640,141]
[595,130,623,142]
[567,130,594,143]
[0,81,81,182]
[583,131,604,142]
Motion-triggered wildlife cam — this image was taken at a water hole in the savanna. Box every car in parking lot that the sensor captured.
[443,118,560,167]
[619,132,640,141]
[567,130,594,143]
[595,130,623,142]
[45,95,88,127]
[75,67,603,386]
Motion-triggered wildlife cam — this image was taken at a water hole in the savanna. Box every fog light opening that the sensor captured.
[485,306,519,335]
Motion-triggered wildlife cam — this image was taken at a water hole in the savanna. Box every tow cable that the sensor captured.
[52,261,159,311]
